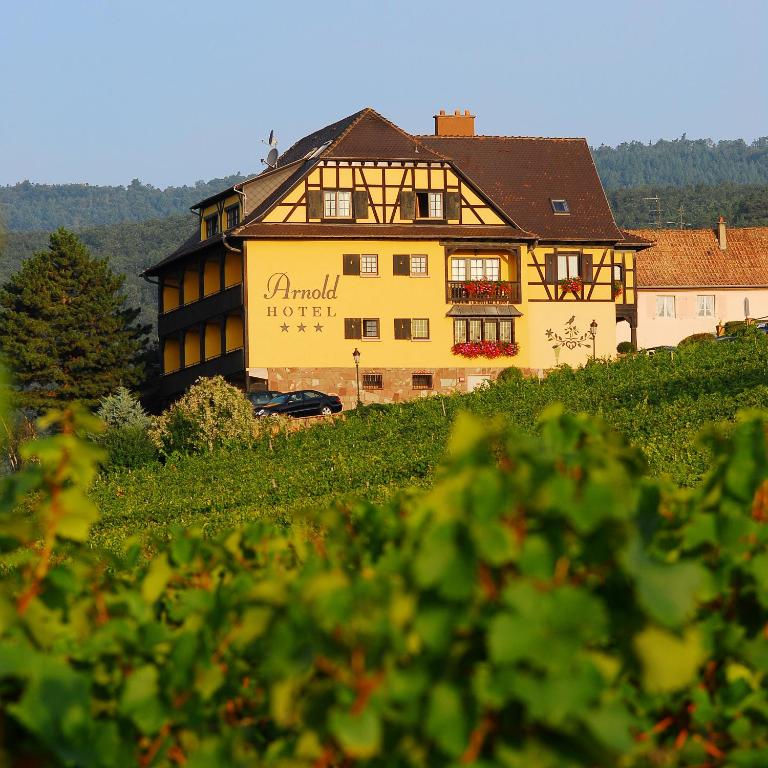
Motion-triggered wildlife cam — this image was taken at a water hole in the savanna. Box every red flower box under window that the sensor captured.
[559,277,583,295]
[451,340,520,359]
[462,280,511,298]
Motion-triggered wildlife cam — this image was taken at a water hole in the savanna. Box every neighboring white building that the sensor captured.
[626,220,768,349]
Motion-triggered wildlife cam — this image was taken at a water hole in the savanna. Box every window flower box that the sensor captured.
[451,340,519,359]
[559,277,583,295]
[462,280,512,299]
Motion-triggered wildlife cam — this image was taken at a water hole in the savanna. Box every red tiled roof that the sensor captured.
[418,135,624,242]
[628,227,768,288]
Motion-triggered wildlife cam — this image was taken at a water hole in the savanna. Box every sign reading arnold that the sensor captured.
[264,273,339,319]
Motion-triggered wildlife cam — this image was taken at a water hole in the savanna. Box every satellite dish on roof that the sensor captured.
[264,147,279,168]
[261,129,279,168]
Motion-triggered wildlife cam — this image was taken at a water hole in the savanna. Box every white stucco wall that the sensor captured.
[636,288,768,348]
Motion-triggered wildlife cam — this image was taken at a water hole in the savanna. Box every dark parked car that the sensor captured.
[254,390,342,418]
[247,390,283,409]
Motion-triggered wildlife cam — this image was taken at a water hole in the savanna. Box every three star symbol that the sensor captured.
[278,323,324,332]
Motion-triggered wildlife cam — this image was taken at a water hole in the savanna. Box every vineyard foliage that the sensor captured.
[91,334,768,550]
[3,394,768,765]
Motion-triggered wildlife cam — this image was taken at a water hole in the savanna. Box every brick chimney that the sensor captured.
[717,216,727,251]
[434,109,475,136]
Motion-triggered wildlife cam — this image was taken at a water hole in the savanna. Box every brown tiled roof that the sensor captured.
[618,230,654,247]
[233,222,531,241]
[276,110,366,167]
[628,227,768,288]
[324,109,444,162]
[418,135,624,242]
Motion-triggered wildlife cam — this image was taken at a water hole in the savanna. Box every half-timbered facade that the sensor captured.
[144,108,648,406]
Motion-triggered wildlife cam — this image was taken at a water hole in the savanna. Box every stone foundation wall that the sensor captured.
[265,366,538,411]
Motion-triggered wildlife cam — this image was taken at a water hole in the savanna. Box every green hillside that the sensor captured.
[0,174,250,231]
[91,334,768,552]
[1,214,195,327]
[593,136,768,188]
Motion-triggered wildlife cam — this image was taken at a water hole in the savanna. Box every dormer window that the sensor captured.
[551,199,570,214]
[205,214,219,238]
[225,204,240,229]
[416,191,443,219]
[324,190,352,218]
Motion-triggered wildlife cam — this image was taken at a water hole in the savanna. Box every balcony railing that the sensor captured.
[446,280,521,304]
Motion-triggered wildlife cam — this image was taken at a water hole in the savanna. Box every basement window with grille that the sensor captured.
[362,373,383,390]
[551,199,570,214]
[412,373,433,390]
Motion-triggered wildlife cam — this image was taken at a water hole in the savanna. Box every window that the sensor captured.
[697,295,715,317]
[394,254,429,276]
[656,295,676,318]
[416,191,443,219]
[361,254,378,275]
[557,253,580,279]
[363,318,380,338]
[454,318,514,344]
[412,373,433,390]
[451,258,500,281]
[410,255,428,275]
[304,391,322,399]
[551,199,570,214]
[362,373,383,390]
[205,214,219,238]
[225,204,240,229]
[411,318,430,339]
[613,264,623,281]
[323,190,352,218]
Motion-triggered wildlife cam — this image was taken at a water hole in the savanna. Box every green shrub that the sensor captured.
[616,340,636,353]
[97,386,150,429]
[5,402,768,765]
[101,423,158,469]
[149,375,258,455]
[724,320,746,334]
[496,366,525,384]
[678,332,715,345]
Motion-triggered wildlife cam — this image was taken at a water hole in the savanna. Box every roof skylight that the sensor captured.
[551,199,570,214]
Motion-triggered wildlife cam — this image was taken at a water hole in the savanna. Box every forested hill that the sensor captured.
[593,136,768,188]
[2,136,768,230]
[0,174,250,232]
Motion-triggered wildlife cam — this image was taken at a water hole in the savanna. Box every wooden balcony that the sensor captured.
[446,280,521,304]
[158,347,245,397]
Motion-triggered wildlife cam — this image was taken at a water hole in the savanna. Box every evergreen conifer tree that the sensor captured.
[0,228,148,411]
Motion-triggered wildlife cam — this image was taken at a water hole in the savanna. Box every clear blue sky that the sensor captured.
[1,0,765,187]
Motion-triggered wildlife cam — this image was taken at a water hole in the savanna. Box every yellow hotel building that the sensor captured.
[145,108,649,407]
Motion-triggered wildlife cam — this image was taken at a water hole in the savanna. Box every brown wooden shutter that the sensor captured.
[393,255,410,276]
[582,253,594,283]
[306,190,322,219]
[394,318,411,340]
[344,318,362,339]
[399,190,415,219]
[353,190,368,219]
[343,254,360,275]
[545,253,557,284]
[444,192,460,220]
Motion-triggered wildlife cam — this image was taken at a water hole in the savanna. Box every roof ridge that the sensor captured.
[323,108,449,162]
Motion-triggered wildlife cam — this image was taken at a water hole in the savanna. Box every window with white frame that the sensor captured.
[451,257,500,281]
[454,318,514,344]
[557,253,580,279]
[613,264,623,281]
[411,318,430,339]
[323,190,352,218]
[362,318,380,338]
[410,255,428,275]
[360,254,378,275]
[697,295,715,317]
[415,191,443,219]
[551,199,570,214]
[656,295,676,318]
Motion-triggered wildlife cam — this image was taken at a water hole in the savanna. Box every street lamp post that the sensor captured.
[589,319,598,359]
[352,347,361,407]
